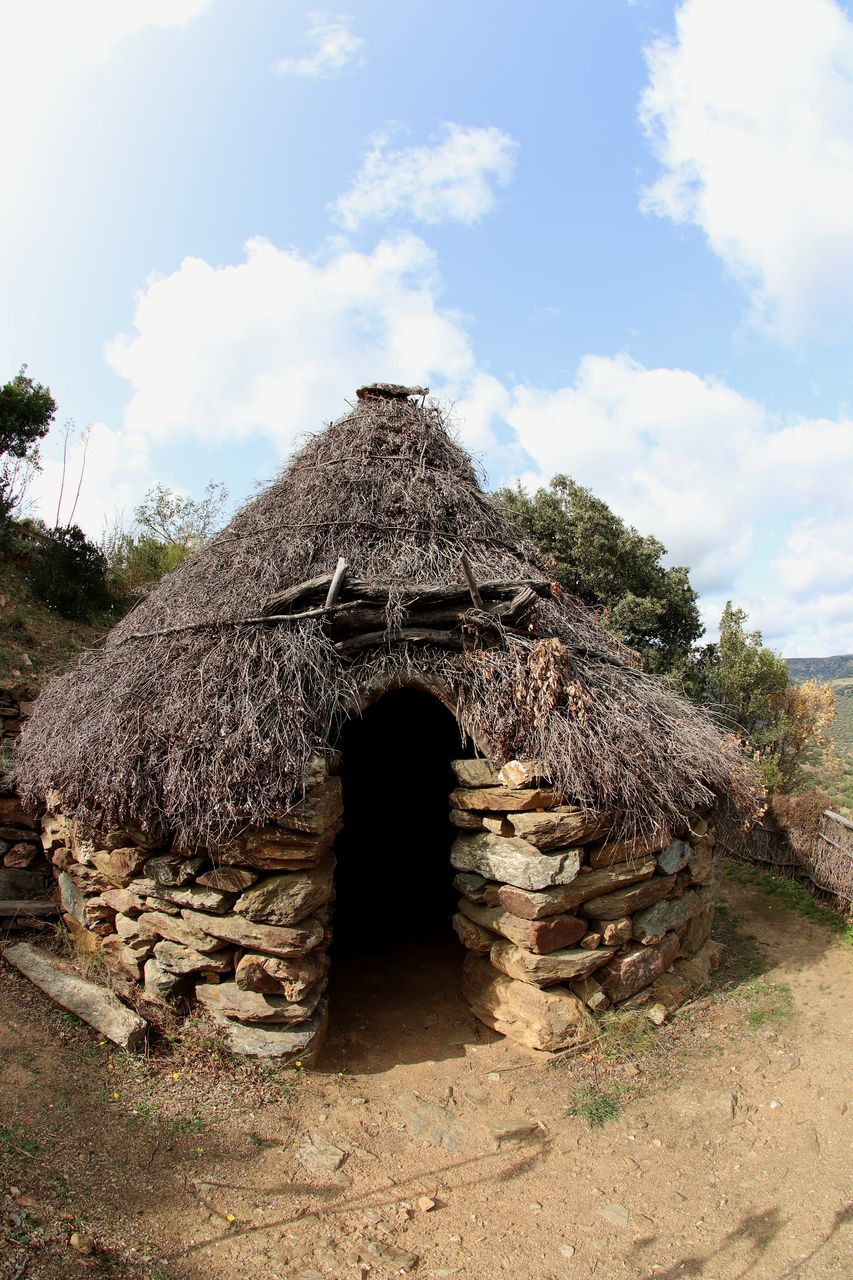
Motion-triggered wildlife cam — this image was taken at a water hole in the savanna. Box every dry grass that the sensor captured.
[17,396,759,849]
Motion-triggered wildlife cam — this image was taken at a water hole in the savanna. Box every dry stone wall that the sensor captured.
[41,758,342,1062]
[450,758,723,1050]
[38,743,722,1061]
[1,682,50,910]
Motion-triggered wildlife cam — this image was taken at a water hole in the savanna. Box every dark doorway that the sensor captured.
[332,688,465,952]
[323,689,478,1069]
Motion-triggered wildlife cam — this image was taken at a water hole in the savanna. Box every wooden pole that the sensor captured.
[460,551,483,609]
[324,557,348,610]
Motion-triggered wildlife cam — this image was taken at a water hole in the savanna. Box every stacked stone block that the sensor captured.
[1,682,50,908]
[450,759,722,1050]
[42,757,342,1061]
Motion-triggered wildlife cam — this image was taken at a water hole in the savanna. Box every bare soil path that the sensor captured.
[1,870,850,1280]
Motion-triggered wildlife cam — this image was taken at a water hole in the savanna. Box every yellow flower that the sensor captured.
[294,1060,302,1068]
[172,1072,181,1081]
[226,1213,236,1223]
[112,1092,119,1100]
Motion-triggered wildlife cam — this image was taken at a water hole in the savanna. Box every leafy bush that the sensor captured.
[24,522,114,620]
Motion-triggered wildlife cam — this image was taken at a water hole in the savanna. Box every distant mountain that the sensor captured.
[785,655,853,686]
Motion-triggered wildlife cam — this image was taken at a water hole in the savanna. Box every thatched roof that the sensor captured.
[16,392,758,847]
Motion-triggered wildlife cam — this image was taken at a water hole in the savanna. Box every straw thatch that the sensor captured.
[16,393,760,848]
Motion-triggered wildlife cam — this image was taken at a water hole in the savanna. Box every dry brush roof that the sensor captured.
[17,393,759,847]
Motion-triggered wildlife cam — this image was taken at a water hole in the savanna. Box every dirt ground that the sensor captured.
[1,868,851,1280]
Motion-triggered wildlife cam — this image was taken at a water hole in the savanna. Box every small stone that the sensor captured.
[580,932,602,949]
[417,1195,437,1212]
[196,866,259,892]
[297,1132,347,1176]
[69,1230,94,1254]
[92,847,147,886]
[451,759,500,787]
[235,951,328,1000]
[396,1092,467,1151]
[359,1241,419,1272]
[143,956,188,1002]
[596,1201,630,1227]
[657,839,690,875]
[4,841,41,868]
[559,1243,576,1258]
[143,854,205,887]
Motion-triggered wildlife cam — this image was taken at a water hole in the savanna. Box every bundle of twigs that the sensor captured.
[16,394,761,849]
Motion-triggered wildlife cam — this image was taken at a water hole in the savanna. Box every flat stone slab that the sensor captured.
[396,1092,467,1151]
[3,941,147,1050]
[633,888,704,944]
[452,912,494,955]
[579,873,677,920]
[195,980,323,1024]
[502,807,612,851]
[235,951,328,1000]
[451,833,581,891]
[588,832,666,869]
[458,898,588,954]
[497,859,657,919]
[137,911,229,954]
[182,909,324,957]
[597,931,682,1004]
[450,786,557,812]
[234,858,333,926]
[221,825,334,870]
[489,938,614,987]
[153,939,234,974]
[462,954,594,1051]
[201,998,328,1060]
[451,759,500,787]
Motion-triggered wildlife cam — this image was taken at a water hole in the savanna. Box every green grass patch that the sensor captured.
[164,1109,205,1137]
[0,1122,40,1157]
[732,976,794,1029]
[567,1083,626,1128]
[598,1010,657,1062]
[725,861,853,947]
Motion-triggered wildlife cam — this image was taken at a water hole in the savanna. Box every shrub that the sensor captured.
[25,523,114,620]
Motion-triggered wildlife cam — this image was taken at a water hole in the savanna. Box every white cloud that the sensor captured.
[275,12,365,78]
[333,124,518,229]
[106,234,488,455]
[773,514,853,598]
[639,0,853,339]
[0,1,213,181]
[87,236,853,655]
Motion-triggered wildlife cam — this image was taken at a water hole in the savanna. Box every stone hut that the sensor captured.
[16,386,757,1060]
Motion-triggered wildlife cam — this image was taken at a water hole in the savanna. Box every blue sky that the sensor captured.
[2,0,852,657]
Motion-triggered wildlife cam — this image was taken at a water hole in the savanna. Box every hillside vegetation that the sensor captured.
[786,654,853,814]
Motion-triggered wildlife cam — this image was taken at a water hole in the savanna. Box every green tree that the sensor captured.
[495,474,703,679]
[134,481,228,549]
[700,602,837,792]
[105,480,229,600]
[0,366,57,522]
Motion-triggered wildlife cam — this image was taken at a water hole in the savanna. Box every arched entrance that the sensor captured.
[326,688,473,1062]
